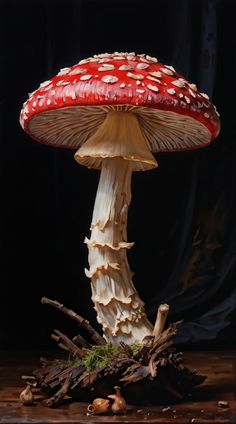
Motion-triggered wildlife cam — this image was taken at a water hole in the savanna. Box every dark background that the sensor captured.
[1,0,236,351]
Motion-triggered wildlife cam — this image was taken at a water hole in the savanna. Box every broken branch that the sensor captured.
[41,297,105,345]
[153,304,169,340]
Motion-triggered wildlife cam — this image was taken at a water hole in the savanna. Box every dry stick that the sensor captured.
[41,297,105,345]
[46,373,73,407]
[153,304,170,341]
[151,321,183,354]
[52,329,85,357]
[72,334,90,349]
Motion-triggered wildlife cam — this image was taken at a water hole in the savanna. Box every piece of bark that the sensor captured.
[41,297,105,345]
[150,321,182,354]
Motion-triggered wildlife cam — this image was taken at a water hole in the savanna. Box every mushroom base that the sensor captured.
[31,304,206,408]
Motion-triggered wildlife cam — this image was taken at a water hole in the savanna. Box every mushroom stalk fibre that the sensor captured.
[75,111,157,343]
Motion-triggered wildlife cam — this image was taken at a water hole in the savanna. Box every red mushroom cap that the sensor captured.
[20,52,220,153]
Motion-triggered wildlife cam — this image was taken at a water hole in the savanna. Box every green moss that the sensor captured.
[65,343,142,372]
[130,343,142,356]
[81,344,122,371]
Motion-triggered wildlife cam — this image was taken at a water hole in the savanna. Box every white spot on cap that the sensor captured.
[147,83,159,92]
[32,101,37,107]
[189,83,197,91]
[127,54,136,61]
[119,83,126,88]
[127,72,144,80]
[160,67,174,76]
[213,104,220,117]
[147,75,160,83]
[136,89,145,93]
[101,75,118,83]
[179,93,184,98]
[47,99,51,105]
[40,80,52,88]
[57,67,70,76]
[185,96,191,104]
[136,80,141,85]
[98,65,115,72]
[119,64,135,71]
[69,68,87,76]
[113,56,125,60]
[204,112,210,118]
[98,58,111,63]
[171,79,185,88]
[43,84,53,91]
[98,64,115,71]
[28,90,37,98]
[167,88,176,95]
[149,71,162,78]
[78,59,90,65]
[189,88,196,98]
[136,63,149,70]
[56,80,67,86]
[165,65,176,72]
[51,90,56,95]
[146,55,158,63]
[140,57,150,64]
[200,92,210,100]
[80,75,92,81]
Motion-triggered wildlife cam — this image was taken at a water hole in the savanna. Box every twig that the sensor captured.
[41,297,105,345]
[46,373,73,407]
[72,334,91,349]
[21,375,36,380]
[52,329,85,357]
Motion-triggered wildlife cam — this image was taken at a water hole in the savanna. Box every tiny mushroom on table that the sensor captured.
[20,52,220,345]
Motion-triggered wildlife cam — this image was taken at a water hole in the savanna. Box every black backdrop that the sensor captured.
[1,0,236,350]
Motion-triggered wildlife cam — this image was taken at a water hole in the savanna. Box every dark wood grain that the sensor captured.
[0,350,235,423]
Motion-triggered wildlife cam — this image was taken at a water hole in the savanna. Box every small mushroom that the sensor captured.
[108,386,127,414]
[19,384,34,406]
[87,398,110,415]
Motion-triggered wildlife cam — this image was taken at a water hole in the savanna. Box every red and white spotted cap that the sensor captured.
[20,51,220,153]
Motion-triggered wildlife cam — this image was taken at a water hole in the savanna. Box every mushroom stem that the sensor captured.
[86,157,152,343]
[76,111,158,344]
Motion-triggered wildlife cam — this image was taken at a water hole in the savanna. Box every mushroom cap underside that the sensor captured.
[20,52,220,153]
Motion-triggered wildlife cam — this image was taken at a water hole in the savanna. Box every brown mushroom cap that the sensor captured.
[20,51,220,157]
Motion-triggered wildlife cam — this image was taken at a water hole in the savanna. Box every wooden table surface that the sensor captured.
[0,350,235,424]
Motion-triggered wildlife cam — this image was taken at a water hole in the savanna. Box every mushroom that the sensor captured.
[20,52,220,345]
